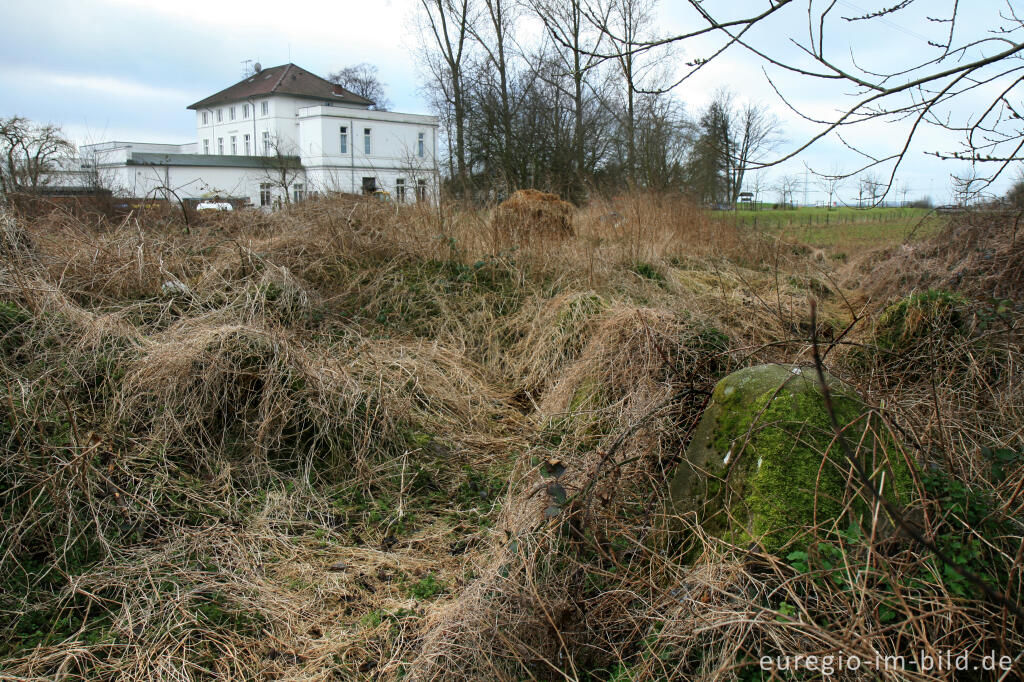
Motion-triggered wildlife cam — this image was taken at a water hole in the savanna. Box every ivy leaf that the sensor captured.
[787,550,809,573]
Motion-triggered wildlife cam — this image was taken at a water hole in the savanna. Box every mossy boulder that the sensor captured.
[668,364,914,552]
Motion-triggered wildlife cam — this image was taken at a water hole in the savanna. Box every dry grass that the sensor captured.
[491,189,576,241]
[1,193,1021,681]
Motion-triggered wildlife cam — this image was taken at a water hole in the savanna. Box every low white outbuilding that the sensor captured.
[82,64,439,207]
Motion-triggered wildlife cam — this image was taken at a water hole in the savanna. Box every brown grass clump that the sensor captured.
[410,306,736,680]
[845,204,1024,301]
[491,188,576,242]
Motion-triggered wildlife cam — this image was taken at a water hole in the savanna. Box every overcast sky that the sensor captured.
[2,0,1019,204]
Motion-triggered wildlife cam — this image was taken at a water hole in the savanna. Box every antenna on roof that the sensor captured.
[241,59,253,77]
[254,62,262,73]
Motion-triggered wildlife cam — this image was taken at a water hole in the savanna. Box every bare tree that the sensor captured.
[530,0,611,200]
[637,2,1024,197]
[412,0,694,199]
[418,0,475,196]
[260,137,303,206]
[817,164,844,210]
[730,99,782,204]
[466,0,518,191]
[328,63,392,111]
[745,168,767,210]
[0,116,76,201]
[595,0,673,183]
[774,173,800,209]
[630,93,689,191]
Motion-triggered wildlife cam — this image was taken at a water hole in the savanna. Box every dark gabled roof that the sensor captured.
[187,64,373,110]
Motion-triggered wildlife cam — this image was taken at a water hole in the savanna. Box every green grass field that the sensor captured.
[714,206,943,248]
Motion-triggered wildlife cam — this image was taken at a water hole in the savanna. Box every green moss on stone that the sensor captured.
[669,364,915,552]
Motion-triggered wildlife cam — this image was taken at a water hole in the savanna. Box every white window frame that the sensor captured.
[261,101,269,116]
[262,131,270,155]
[292,183,305,203]
[230,135,236,154]
[395,178,406,202]
[243,104,250,119]
[339,126,348,154]
[203,139,210,154]
[216,109,223,122]
[418,132,425,158]
[201,111,209,125]
[363,128,371,155]
[259,183,272,207]
[244,134,250,155]
[229,106,236,121]
[217,137,224,155]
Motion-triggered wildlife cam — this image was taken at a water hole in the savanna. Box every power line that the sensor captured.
[837,0,933,44]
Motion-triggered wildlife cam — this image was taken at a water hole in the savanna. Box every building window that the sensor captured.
[339,126,348,154]
[203,139,210,154]
[361,177,376,194]
[230,136,237,154]
[244,134,250,155]
[243,104,250,118]
[216,109,223,122]
[260,183,272,207]
[201,111,209,125]
[364,128,371,155]
[229,106,236,121]
[261,101,269,116]
[416,178,427,202]
[262,131,270,155]
[292,183,305,203]
[418,132,425,158]
[395,178,406,202]
[217,137,224,155]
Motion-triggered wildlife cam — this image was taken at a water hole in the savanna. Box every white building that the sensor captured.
[82,64,439,206]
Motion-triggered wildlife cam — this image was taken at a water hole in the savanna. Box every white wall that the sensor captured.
[195,95,372,157]
[297,106,438,199]
[98,162,302,207]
